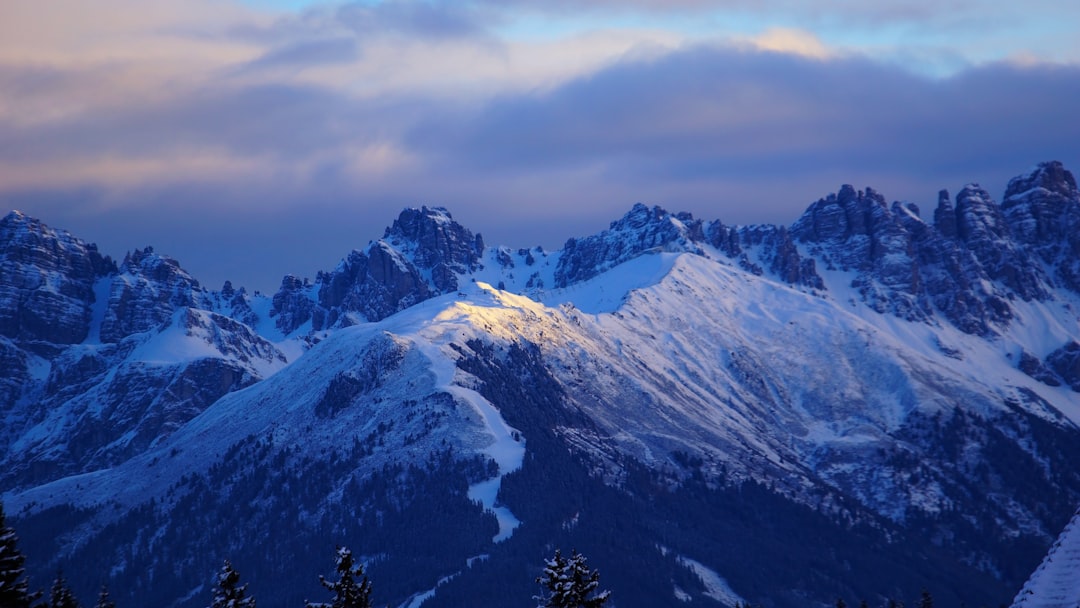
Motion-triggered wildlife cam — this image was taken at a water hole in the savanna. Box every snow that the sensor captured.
[678,555,744,607]
[4,287,530,543]
[127,310,223,365]
[83,276,112,344]
[539,252,680,314]
[8,243,1079,526]
[415,291,527,542]
[399,554,489,608]
[1011,507,1080,608]
[7,212,1080,607]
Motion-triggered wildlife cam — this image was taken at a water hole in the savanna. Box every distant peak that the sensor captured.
[385,206,459,240]
[611,203,697,233]
[119,246,200,290]
[381,205,484,274]
[1005,160,1078,201]
[2,209,42,232]
[790,183,890,243]
[554,203,704,288]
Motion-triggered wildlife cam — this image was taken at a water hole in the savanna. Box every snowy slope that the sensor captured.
[21,241,1063,531]
[1012,508,1080,608]
[6,287,524,526]
[3,162,1080,608]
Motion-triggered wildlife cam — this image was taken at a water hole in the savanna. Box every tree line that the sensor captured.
[1,502,610,608]
[2,499,964,608]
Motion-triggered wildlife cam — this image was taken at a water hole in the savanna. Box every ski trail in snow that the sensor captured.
[416,337,525,543]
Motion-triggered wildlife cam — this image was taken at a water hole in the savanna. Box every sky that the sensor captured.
[2,0,1079,293]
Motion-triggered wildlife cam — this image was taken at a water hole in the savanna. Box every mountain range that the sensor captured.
[2,161,1080,608]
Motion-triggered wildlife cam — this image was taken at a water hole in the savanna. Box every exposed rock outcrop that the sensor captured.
[270,274,314,335]
[307,207,484,329]
[100,247,206,343]
[555,203,704,287]
[1002,161,1080,293]
[0,211,115,345]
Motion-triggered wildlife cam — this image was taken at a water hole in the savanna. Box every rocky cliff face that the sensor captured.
[271,206,486,332]
[1001,161,1080,293]
[0,215,287,490]
[779,163,1079,336]
[555,203,704,287]
[269,274,314,335]
[790,186,939,324]
[312,243,435,329]
[209,280,261,329]
[3,162,1080,608]
[100,247,207,343]
[949,184,1048,302]
[383,205,485,292]
[0,211,115,345]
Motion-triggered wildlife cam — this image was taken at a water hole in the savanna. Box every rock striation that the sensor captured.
[1002,161,1080,293]
[555,203,704,287]
[3,164,1080,608]
[0,211,115,345]
[100,247,207,343]
[0,214,286,489]
[271,206,486,332]
[781,163,1080,335]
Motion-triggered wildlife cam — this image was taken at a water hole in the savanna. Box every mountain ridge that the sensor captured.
[2,161,1079,608]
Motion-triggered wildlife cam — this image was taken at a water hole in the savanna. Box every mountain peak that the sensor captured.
[790,184,889,245]
[1000,161,1080,292]
[100,246,206,343]
[1,209,30,228]
[554,203,704,287]
[1,210,115,344]
[383,205,485,280]
[1006,160,1078,202]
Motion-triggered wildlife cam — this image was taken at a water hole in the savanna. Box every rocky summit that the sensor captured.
[2,162,1080,608]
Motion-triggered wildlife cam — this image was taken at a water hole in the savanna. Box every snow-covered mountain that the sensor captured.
[1012,507,1080,608]
[2,162,1080,608]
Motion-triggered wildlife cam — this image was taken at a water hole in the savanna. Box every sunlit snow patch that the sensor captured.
[415,305,526,543]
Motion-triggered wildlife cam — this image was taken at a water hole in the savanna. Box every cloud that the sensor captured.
[469,0,1078,30]
[745,28,833,59]
[244,37,359,70]
[334,1,492,40]
[2,1,1079,293]
[406,45,1080,192]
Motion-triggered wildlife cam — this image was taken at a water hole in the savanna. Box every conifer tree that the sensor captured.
[209,560,256,608]
[0,502,40,608]
[94,585,116,608]
[50,571,80,608]
[305,547,373,608]
[535,549,611,608]
[919,589,933,608]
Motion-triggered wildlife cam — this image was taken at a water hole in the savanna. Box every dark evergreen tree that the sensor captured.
[535,549,611,608]
[836,599,847,608]
[0,503,40,608]
[209,560,256,608]
[94,585,116,608]
[919,590,933,608]
[305,547,373,608]
[50,571,80,608]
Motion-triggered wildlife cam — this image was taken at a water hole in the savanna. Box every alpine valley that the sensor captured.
[3,161,1080,608]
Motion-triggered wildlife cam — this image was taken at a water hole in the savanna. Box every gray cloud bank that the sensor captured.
[3,40,1078,292]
